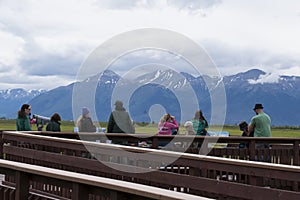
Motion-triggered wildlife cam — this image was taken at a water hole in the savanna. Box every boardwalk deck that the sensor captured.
[1,130,300,199]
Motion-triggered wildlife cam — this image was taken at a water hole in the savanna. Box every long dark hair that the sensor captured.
[18,104,30,119]
[51,113,61,122]
[194,110,206,121]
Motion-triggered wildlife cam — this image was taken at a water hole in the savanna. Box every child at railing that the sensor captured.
[238,121,253,148]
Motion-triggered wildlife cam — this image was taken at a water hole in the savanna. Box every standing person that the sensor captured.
[77,107,96,132]
[158,113,179,135]
[46,113,62,132]
[248,103,271,137]
[248,103,271,162]
[16,104,32,131]
[191,110,208,136]
[107,100,135,133]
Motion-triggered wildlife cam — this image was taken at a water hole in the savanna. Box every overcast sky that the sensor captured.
[0,0,300,90]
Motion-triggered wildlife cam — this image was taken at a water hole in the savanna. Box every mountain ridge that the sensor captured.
[1,69,299,126]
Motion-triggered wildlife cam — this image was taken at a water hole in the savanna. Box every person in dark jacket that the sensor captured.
[239,121,254,137]
[77,107,96,132]
[46,113,61,132]
[16,104,32,131]
[107,100,135,133]
[238,121,253,148]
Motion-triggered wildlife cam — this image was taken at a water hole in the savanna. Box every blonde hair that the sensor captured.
[184,121,195,135]
[159,113,171,123]
[76,116,83,130]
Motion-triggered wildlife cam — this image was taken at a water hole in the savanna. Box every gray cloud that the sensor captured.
[0,64,11,73]
[167,0,222,10]
[93,0,222,13]
[22,55,81,77]
[93,0,156,10]
[167,0,222,15]
[0,0,299,90]
[201,39,300,76]
[3,34,85,77]
[107,50,192,75]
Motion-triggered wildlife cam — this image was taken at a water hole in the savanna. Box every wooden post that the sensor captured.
[249,139,256,161]
[152,137,158,149]
[293,141,299,166]
[0,131,3,159]
[72,183,89,200]
[15,171,29,200]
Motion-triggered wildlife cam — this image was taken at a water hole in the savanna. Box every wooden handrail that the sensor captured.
[2,131,300,199]
[0,159,208,200]
[2,131,300,172]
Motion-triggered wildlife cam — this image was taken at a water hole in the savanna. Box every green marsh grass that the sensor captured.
[1,119,299,137]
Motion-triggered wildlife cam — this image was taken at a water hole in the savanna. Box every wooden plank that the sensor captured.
[2,131,300,199]
[0,159,209,200]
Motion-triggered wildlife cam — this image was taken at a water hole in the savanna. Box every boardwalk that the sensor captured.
[1,130,300,199]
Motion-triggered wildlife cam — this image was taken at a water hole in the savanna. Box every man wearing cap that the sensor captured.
[248,103,271,137]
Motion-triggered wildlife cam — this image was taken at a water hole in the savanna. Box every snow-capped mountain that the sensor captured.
[0,88,45,118]
[222,69,300,125]
[0,89,44,100]
[1,69,300,126]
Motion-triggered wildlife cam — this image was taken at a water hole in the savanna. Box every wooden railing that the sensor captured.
[16,131,300,166]
[1,131,300,199]
[0,159,207,200]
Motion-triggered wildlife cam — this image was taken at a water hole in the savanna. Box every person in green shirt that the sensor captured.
[191,110,209,136]
[248,103,271,162]
[248,103,271,137]
[16,104,32,131]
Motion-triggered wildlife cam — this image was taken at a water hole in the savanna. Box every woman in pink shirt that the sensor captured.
[158,113,179,135]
